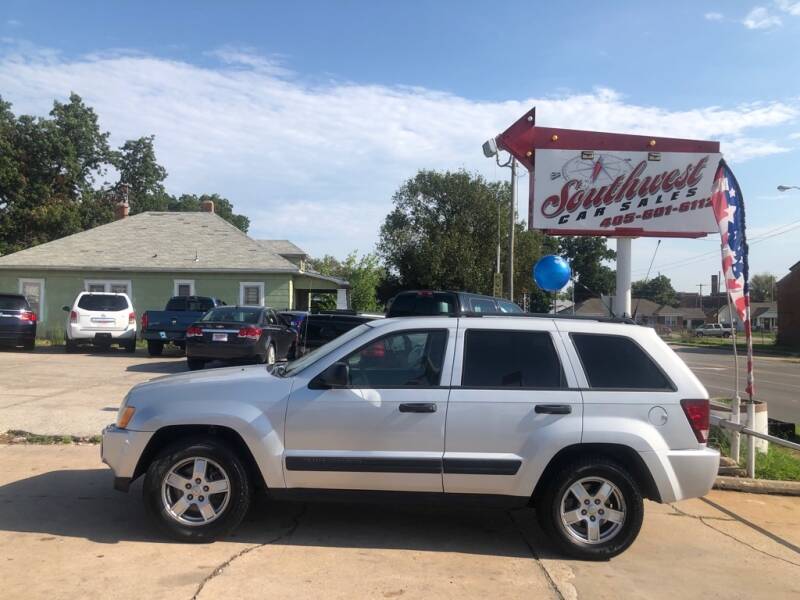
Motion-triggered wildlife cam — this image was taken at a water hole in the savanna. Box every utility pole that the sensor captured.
[508,158,517,302]
[697,284,704,311]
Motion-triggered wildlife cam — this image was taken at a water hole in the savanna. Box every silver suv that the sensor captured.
[102,315,718,559]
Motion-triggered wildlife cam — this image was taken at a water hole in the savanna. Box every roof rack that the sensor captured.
[459,312,636,325]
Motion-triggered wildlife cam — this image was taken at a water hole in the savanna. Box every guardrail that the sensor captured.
[711,413,800,453]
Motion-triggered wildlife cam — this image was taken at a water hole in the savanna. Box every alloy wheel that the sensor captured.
[161,457,231,526]
[559,476,626,544]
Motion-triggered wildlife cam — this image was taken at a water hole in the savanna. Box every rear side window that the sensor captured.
[388,293,456,316]
[469,298,497,313]
[0,295,28,310]
[78,294,128,311]
[571,333,673,390]
[462,330,565,388]
[166,297,186,311]
[187,298,215,312]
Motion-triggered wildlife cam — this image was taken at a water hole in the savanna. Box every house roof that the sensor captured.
[0,212,308,274]
[257,239,308,258]
[655,305,707,319]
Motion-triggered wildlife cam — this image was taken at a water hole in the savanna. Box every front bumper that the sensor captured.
[101,424,154,492]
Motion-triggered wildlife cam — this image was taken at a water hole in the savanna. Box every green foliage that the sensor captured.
[632,274,679,307]
[308,252,385,312]
[378,169,554,307]
[749,272,777,302]
[0,94,250,254]
[557,236,615,303]
[169,193,250,232]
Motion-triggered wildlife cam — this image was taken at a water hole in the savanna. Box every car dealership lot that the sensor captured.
[1,444,798,600]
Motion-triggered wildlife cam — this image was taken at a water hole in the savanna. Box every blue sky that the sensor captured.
[2,1,800,292]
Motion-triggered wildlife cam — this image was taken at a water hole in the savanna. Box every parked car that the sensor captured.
[0,293,36,351]
[102,313,717,559]
[64,292,136,352]
[278,310,381,358]
[185,306,295,370]
[386,290,524,317]
[694,323,732,338]
[142,296,225,356]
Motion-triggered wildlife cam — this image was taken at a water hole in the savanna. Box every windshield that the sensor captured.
[202,307,261,323]
[497,300,524,313]
[281,323,372,376]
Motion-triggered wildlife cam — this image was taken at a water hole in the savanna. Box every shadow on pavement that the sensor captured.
[126,360,187,374]
[0,467,559,558]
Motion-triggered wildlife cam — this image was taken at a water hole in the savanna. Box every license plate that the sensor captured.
[159,331,167,339]
[212,333,228,342]
[91,318,114,324]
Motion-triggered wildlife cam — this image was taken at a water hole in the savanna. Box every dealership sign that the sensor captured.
[496,108,722,238]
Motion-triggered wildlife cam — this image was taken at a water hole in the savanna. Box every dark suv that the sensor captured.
[0,293,37,351]
[386,290,523,317]
[279,310,381,357]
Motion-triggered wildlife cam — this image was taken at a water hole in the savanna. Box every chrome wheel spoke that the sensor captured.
[165,472,191,490]
[586,519,601,542]
[562,509,585,525]
[568,482,590,504]
[594,482,613,504]
[192,458,208,482]
[604,508,625,524]
[198,502,216,522]
[171,496,191,517]
[206,479,229,494]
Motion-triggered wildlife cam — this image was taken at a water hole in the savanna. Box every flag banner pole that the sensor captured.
[711,159,756,477]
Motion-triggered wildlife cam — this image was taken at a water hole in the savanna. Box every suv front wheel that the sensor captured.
[143,439,252,542]
[536,458,644,560]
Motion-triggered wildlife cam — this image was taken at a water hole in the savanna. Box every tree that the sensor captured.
[557,236,616,303]
[750,272,776,302]
[115,135,169,213]
[308,252,385,312]
[169,193,250,232]
[378,169,554,304]
[632,274,679,306]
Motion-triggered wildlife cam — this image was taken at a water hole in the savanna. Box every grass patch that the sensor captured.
[708,424,800,481]
[1,430,101,445]
[670,333,798,357]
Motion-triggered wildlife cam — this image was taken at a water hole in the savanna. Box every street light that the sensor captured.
[483,137,518,302]
[777,185,800,192]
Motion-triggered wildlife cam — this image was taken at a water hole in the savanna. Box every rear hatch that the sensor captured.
[76,294,130,331]
[0,295,34,334]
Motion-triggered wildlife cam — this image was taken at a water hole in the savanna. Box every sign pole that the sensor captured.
[615,238,633,318]
[508,158,517,302]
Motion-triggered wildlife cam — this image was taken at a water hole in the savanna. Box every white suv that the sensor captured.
[101,315,718,559]
[64,292,137,352]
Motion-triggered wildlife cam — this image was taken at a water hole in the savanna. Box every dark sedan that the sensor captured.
[185,306,295,370]
[0,293,36,351]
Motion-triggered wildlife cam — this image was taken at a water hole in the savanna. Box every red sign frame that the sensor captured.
[495,107,721,238]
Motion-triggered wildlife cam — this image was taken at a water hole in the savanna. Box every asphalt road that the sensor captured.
[674,345,800,424]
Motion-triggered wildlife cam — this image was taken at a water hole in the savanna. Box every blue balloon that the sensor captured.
[533,255,572,292]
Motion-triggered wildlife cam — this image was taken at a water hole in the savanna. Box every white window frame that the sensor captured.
[173,279,195,297]
[239,281,265,306]
[18,278,45,321]
[84,279,133,297]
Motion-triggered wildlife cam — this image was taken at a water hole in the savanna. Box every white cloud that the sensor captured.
[6,19,21,28]
[789,132,800,139]
[742,6,782,29]
[776,0,800,16]
[704,12,724,21]
[0,43,796,257]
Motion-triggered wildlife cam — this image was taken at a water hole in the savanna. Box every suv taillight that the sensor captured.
[20,310,36,323]
[141,313,149,330]
[129,311,136,325]
[238,326,262,340]
[70,310,78,323]
[186,325,203,338]
[680,399,710,443]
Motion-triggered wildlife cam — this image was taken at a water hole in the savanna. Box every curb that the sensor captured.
[714,475,800,496]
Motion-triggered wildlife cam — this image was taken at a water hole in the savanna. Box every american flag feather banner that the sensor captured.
[710,159,754,398]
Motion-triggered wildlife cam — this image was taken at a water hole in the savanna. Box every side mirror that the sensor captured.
[62,305,70,312]
[309,362,349,389]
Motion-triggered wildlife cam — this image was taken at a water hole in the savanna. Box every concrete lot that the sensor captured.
[674,345,800,424]
[1,445,798,600]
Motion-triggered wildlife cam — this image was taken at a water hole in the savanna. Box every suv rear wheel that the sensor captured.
[147,340,164,356]
[143,439,251,542]
[536,458,644,560]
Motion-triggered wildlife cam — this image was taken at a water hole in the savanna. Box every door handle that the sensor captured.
[535,404,572,415]
[399,403,437,413]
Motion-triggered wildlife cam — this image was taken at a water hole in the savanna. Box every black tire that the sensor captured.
[124,340,136,353]
[65,339,77,353]
[723,332,731,339]
[696,332,704,337]
[143,438,252,542]
[187,358,205,371]
[147,340,164,356]
[536,458,644,560]
[23,339,35,352]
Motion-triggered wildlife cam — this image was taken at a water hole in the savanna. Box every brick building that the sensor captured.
[777,261,800,348]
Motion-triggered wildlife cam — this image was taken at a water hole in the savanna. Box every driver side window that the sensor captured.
[344,330,448,388]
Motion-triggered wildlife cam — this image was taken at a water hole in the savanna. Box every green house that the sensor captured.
[0,204,347,337]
